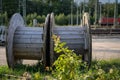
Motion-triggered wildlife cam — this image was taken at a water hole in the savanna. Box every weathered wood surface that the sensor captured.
[43,14,50,66]
[13,44,43,48]
[53,27,85,52]
[82,13,92,66]
[6,13,25,68]
[6,13,45,68]
[6,12,92,68]
[50,13,92,66]
[14,35,42,39]
[50,13,55,66]
[14,52,42,60]
[13,27,43,60]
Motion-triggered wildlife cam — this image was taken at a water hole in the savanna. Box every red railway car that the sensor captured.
[99,17,120,25]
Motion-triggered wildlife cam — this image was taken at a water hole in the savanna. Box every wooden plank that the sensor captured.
[54,34,84,39]
[43,14,50,66]
[54,26,85,31]
[65,44,84,49]
[61,39,84,44]
[13,47,41,52]
[70,48,84,54]
[13,38,43,44]
[15,31,43,35]
[14,52,42,60]
[16,27,43,31]
[54,31,84,35]
[13,43,43,48]
[14,34,42,39]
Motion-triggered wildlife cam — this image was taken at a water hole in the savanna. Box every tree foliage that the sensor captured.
[1,0,120,25]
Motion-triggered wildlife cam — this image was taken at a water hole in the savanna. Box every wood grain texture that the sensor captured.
[43,14,50,66]
[13,27,43,60]
[6,13,25,68]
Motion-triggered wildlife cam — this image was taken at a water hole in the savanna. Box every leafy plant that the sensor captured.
[52,35,120,80]
[52,35,87,80]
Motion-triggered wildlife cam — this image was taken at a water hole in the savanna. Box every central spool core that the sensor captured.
[13,27,43,60]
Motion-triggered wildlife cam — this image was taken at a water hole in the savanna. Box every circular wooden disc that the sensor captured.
[50,13,55,66]
[43,14,50,67]
[6,13,25,68]
[83,13,92,66]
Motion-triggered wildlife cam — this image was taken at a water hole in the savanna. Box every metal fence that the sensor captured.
[0,26,6,45]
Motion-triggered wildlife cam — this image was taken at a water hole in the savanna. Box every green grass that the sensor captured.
[0,62,50,80]
[92,59,120,70]
[0,59,120,80]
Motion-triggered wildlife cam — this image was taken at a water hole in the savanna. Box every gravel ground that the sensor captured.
[0,35,120,66]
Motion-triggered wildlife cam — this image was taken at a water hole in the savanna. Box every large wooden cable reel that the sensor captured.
[6,13,47,68]
[6,13,92,68]
[49,13,92,66]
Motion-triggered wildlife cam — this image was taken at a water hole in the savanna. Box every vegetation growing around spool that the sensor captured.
[0,35,120,80]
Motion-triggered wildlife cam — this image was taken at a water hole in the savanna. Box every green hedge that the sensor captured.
[0,12,95,26]
[0,12,8,26]
[26,13,84,26]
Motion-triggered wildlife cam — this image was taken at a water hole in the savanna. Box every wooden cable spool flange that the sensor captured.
[49,13,92,66]
[6,13,25,68]
[43,14,51,66]
[6,13,50,68]
[82,13,92,66]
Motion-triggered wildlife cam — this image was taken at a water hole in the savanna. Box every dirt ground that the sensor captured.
[92,35,120,60]
[0,35,120,66]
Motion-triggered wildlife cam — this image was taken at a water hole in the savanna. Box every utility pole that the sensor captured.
[23,0,26,25]
[80,3,81,25]
[107,0,110,27]
[99,2,102,27]
[83,0,86,13]
[0,0,3,25]
[71,1,73,25]
[74,0,79,25]
[99,2,102,20]
[76,4,78,25]
[114,0,118,27]
[19,0,22,13]
[95,0,99,26]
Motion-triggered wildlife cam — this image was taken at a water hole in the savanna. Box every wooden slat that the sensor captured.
[61,39,84,44]
[15,31,43,35]
[60,37,84,39]
[16,27,43,31]
[54,34,84,39]
[13,43,43,48]
[54,31,84,35]
[70,48,84,54]
[65,44,84,49]
[13,39,43,44]
[14,52,42,60]
[13,47,41,52]
[54,26,85,31]
[14,34,42,39]
[53,30,84,32]
[56,26,84,27]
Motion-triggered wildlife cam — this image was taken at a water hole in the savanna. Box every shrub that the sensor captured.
[52,35,120,80]
[52,35,86,80]
[26,13,45,27]
[55,14,68,25]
